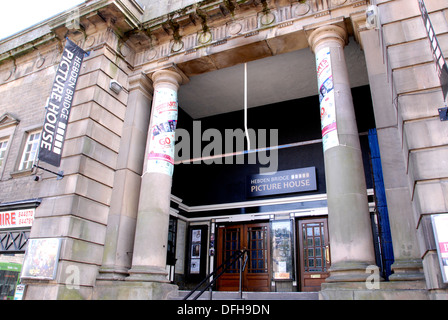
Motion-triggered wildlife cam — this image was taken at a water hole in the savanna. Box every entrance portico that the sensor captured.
[96,1,381,299]
[1,0,447,301]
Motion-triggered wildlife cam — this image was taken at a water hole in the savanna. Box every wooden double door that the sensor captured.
[216,218,330,292]
[216,222,270,292]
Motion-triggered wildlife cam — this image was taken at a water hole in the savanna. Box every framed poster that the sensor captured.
[21,238,61,280]
[270,220,294,280]
[431,214,448,283]
[190,259,200,274]
[189,229,202,274]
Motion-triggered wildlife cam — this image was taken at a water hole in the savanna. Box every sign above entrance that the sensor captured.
[247,167,317,198]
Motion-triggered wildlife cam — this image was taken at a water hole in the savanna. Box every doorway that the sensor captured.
[297,218,330,292]
[216,222,271,292]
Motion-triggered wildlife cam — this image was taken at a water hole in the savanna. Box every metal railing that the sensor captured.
[182,249,248,300]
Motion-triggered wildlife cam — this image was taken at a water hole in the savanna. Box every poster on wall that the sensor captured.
[21,238,62,280]
[431,214,448,283]
[316,47,339,152]
[189,229,202,274]
[271,220,294,280]
[147,87,178,176]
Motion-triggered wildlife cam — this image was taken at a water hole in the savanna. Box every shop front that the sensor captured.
[0,199,39,300]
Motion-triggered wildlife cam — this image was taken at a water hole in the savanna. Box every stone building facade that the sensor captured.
[0,0,447,300]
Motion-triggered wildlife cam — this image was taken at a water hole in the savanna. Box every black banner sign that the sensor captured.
[418,0,448,101]
[38,39,85,167]
[247,167,317,198]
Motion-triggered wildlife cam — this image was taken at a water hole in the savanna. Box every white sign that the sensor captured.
[14,284,26,300]
[316,47,339,152]
[432,214,448,283]
[147,87,178,176]
[0,209,35,230]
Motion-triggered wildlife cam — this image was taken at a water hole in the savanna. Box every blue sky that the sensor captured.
[0,0,84,40]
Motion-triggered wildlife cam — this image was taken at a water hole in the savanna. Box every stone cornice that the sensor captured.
[132,0,369,76]
[0,0,140,64]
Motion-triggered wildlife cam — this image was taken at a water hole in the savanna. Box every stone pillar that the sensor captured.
[97,73,153,281]
[126,69,184,285]
[307,25,376,283]
[360,28,425,282]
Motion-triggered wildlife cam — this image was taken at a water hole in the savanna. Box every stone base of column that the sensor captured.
[326,261,378,283]
[126,265,170,283]
[389,259,425,281]
[97,265,129,281]
[94,279,178,300]
[319,280,428,300]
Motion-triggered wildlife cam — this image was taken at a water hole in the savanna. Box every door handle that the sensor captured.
[325,245,330,265]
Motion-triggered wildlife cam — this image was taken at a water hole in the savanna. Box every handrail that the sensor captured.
[183,249,248,300]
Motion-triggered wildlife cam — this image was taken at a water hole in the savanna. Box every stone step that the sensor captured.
[176,290,319,300]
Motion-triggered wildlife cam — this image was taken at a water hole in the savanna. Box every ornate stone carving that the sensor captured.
[133,0,368,68]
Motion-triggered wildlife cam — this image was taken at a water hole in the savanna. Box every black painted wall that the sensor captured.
[172,85,375,208]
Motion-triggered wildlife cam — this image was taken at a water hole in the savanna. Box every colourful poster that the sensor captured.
[147,87,178,176]
[316,47,339,152]
[21,238,61,280]
[432,214,448,283]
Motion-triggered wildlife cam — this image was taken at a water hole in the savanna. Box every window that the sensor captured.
[19,130,41,171]
[0,138,8,169]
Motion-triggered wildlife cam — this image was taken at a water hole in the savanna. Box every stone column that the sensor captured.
[307,25,376,282]
[126,69,184,284]
[360,28,425,282]
[97,73,153,281]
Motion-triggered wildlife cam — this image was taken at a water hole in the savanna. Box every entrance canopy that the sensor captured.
[179,41,369,119]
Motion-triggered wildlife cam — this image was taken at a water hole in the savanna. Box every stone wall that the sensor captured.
[377,0,448,299]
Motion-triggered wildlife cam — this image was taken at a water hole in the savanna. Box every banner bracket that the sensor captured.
[33,164,64,180]
[439,107,448,121]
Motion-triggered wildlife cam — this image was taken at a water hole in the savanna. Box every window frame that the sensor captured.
[0,137,9,171]
[18,129,41,172]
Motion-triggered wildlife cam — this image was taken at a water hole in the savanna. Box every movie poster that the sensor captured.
[190,229,202,274]
[21,238,61,280]
[147,87,178,176]
[316,47,339,152]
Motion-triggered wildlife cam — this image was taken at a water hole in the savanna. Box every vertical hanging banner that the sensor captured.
[316,47,339,152]
[39,39,86,167]
[418,0,448,101]
[147,87,178,176]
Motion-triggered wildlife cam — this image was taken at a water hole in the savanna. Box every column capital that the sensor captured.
[152,69,184,90]
[307,24,348,53]
[146,63,189,90]
[128,72,154,97]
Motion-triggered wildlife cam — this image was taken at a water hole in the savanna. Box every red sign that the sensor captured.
[0,209,34,229]
[439,242,448,254]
